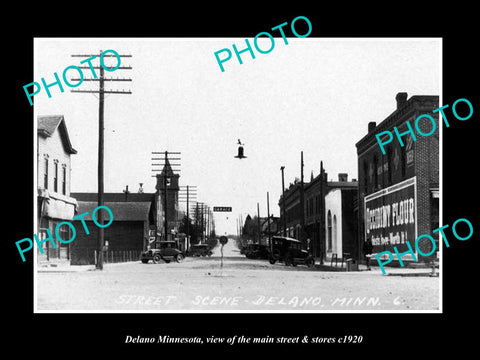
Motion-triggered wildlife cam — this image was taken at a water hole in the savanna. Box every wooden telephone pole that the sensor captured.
[179,185,198,251]
[70,50,132,270]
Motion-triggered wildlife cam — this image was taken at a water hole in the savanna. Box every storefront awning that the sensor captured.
[39,189,78,220]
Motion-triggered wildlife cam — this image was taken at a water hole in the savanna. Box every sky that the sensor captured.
[34,37,441,235]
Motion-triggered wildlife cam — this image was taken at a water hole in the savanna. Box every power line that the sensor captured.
[70,50,132,270]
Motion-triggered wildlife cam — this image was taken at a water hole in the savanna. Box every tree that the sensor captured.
[179,215,197,243]
[242,214,260,242]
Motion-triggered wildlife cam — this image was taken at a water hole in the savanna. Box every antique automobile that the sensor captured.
[186,244,213,257]
[244,244,270,259]
[268,236,315,267]
[141,241,184,264]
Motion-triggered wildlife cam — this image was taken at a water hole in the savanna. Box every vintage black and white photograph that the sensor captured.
[30,37,444,313]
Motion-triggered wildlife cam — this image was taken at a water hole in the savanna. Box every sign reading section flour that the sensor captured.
[364,176,417,249]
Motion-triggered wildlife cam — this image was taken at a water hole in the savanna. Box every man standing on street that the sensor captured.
[363,237,373,270]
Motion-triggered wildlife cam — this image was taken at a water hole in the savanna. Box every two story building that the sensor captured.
[37,115,77,261]
[355,92,439,264]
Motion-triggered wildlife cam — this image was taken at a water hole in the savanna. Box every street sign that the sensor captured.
[213,206,232,212]
[219,236,228,245]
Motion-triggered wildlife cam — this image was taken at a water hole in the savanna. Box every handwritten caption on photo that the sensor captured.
[114,294,405,308]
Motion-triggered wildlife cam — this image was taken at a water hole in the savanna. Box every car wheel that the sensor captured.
[306,257,315,268]
[141,259,149,264]
[152,254,162,264]
[176,254,184,263]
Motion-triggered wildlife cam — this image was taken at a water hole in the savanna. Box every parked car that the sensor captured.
[186,244,213,257]
[268,236,314,267]
[245,244,270,259]
[141,241,184,264]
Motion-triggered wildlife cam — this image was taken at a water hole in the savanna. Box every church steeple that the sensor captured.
[155,157,179,191]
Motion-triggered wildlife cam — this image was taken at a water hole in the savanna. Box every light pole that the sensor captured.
[267,191,271,251]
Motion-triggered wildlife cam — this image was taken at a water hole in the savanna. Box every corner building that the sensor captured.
[355,93,439,264]
[37,115,77,262]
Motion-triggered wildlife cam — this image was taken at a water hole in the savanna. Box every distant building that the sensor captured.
[281,180,302,241]
[37,115,77,262]
[155,156,180,240]
[355,92,439,264]
[260,216,280,246]
[69,156,184,264]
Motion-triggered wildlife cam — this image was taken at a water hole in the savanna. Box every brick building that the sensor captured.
[355,92,439,264]
[37,115,77,262]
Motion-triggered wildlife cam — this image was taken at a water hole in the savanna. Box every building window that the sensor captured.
[363,161,368,194]
[44,157,48,189]
[373,155,378,190]
[62,165,67,195]
[387,147,393,185]
[54,161,58,192]
[57,223,71,247]
[401,145,407,179]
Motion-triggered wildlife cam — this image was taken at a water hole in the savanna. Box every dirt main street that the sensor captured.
[36,240,440,312]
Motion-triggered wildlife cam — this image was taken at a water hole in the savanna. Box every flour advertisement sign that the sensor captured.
[364,176,417,249]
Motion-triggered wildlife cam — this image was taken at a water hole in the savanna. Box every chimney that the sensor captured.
[368,121,376,133]
[338,173,348,182]
[396,92,408,109]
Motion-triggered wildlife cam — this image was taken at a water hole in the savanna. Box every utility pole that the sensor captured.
[152,151,181,242]
[207,207,212,239]
[195,203,199,243]
[190,202,207,244]
[280,166,287,237]
[267,191,271,251]
[319,161,325,264]
[123,185,130,201]
[200,204,204,243]
[71,50,132,270]
[257,202,261,244]
[179,185,197,251]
